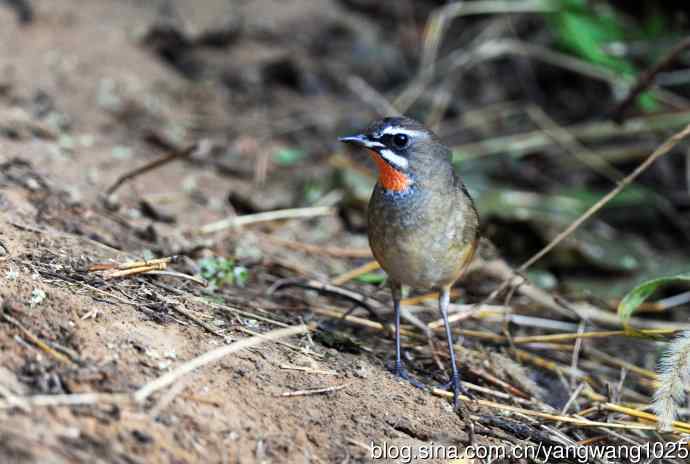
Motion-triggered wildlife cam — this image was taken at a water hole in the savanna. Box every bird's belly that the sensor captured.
[369,223,472,290]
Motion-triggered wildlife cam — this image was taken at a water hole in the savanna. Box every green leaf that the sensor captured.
[198,256,249,288]
[546,0,640,79]
[355,272,387,284]
[637,91,659,112]
[273,148,305,166]
[552,6,632,75]
[30,288,47,308]
[233,266,249,287]
[618,273,690,327]
[641,8,667,38]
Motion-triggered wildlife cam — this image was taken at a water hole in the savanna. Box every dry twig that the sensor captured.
[269,278,385,323]
[1,312,76,366]
[331,261,380,286]
[402,0,554,111]
[257,232,371,259]
[88,256,176,272]
[611,36,690,123]
[279,364,339,376]
[279,382,351,397]
[346,76,400,116]
[480,123,690,312]
[199,206,335,234]
[0,392,130,410]
[106,143,197,196]
[521,123,690,269]
[134,324,311,403]
[89,256,206,285]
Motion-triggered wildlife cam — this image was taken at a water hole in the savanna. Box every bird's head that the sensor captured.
[339,117,451,193]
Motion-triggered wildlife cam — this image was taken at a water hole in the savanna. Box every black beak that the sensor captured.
[338,133,384,149]
[338,134,369,146]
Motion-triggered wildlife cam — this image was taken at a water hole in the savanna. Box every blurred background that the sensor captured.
[3,0,687,300]
[2,0,690,460]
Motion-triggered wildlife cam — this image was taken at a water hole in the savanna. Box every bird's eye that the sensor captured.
[392,133,409,149]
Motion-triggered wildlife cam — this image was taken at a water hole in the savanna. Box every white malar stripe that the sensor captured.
[380,126,428,139]
[379,149,409,170]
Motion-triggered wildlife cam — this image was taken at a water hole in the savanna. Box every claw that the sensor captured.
[389,362,426,389]
[438,374,472,407]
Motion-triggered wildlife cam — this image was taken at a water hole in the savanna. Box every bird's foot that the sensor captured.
[388,362,426,389]
[438,374,472,407]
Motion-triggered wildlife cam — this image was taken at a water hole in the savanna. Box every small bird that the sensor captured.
[339,116,479,407]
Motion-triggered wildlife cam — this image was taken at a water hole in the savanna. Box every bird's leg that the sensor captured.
[390,281,424,389]
[439,286,469,408]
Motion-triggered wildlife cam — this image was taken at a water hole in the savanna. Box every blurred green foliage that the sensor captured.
[546,0,674,111]
[550,0,631,73]
[354,271,387,284]
[273,147,306,166]
[199,256,249,289]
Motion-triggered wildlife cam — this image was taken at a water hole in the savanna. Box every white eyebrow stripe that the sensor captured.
[380,126,428,139]
[378,149,409,170]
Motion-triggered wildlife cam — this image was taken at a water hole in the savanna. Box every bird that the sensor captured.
[339,116,479,408]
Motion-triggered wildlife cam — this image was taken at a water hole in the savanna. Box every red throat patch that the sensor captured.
[368,150,411,192]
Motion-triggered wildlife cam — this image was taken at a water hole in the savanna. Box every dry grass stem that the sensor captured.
[103,263,167,279]
[0,384,30,412]
[199,207,335,234]
[519,123,690,272]
[404,0,555,109]
[432,389,660,431]
[279,382,351,397]
[143,270,208,286]
[170,303,226,339]
[2,313,76,366]
[453,108,690,160]
[511,329,678,345]
[0,392,130,410]
[237,326,323,359]
[586,346,658,381]
[87,256,205,283]
[279,364,339,376]
[155,282,291,329]
[611,36,690,122]
[467,124,690,332]
[88,256,176,271]
[106,143,198,195]
[605,402,690,434]
[134,324,311,403]
[331,260,381,285]
[346,76,401,116]
[526,104,623,182]
[257,233,371,259]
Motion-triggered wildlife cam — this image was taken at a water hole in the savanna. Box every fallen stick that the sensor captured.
[480,123,690,313]
[105,143,197,196]
[279,382,351,397]
[611,36,690,123]
[134,324,311,403]
[198,206,335,234]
